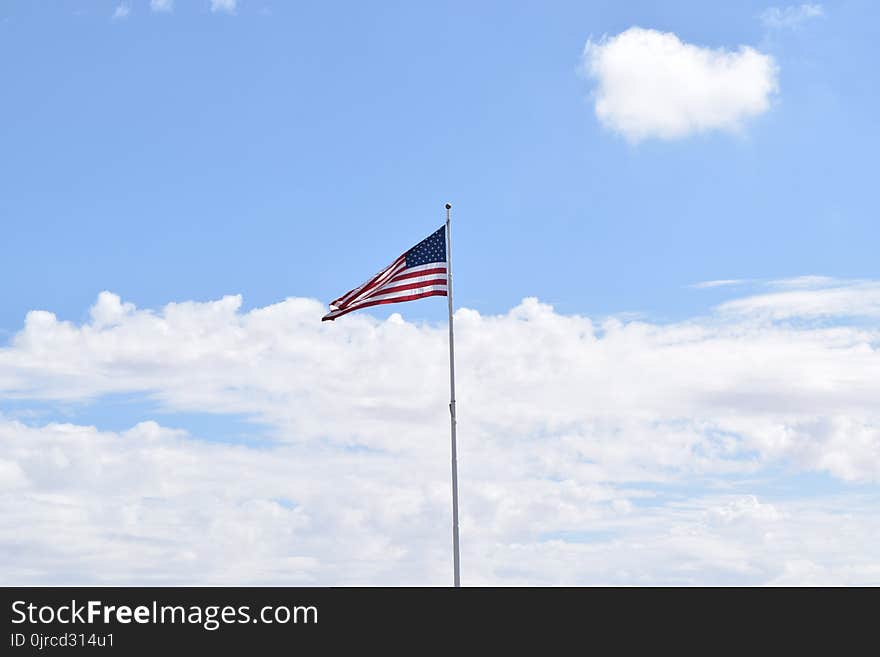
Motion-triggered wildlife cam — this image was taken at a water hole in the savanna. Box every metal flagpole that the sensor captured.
[445,202,461,587]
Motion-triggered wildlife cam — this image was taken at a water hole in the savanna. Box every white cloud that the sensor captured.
[691,279,748,289]
[89,290,136,328]
[150,0,174,13]
[717,278,880,319]
[112,3,131,20]
[2,285,879,480]
[769,275,840,289]
[2,416,878,585]
[582,27,778,142]
[760,4,824,29]
[705,495,783,525]
[211,0,237,14]
[1,281,879,584]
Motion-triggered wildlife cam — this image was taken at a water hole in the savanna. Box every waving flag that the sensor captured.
[321,205,461,588]
[322,226,448,321]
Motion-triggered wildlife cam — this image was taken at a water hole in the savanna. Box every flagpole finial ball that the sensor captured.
[445,203,452,210]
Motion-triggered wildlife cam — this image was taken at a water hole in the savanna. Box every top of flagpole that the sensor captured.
[445,203,452,209]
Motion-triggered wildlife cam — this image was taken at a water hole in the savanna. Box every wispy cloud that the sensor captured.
[691,279,748,289]
[717,277,880,319]
[112,3,131,20]
[767,275,839,289]
[211,0,237,14]
[150,0,174,13]
[582,27,778,142]
[760,4,824,29]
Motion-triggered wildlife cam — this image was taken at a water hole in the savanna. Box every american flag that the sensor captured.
[322,226,448,321]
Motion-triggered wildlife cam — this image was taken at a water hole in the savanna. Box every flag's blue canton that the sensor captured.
[405,227,446,267]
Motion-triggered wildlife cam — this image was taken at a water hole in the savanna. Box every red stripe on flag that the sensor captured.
[332,255,406,308]
[389,266,447,283]
[373,278,448,296]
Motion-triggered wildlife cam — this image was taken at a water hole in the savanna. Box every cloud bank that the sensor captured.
[582,27,778,142]
[1,278,879,584]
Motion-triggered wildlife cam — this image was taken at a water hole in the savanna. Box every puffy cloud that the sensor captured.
[582,27,778,142]
[2,417,878,585]
[705,495,783,525]
[89,290,136,328]
[1,280,879,584]
[760,4,824,29]
[2,286,878,480]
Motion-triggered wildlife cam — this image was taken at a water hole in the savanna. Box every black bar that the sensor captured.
[1,586,868,653]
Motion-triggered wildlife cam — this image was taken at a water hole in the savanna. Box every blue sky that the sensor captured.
[1,2,879,585]
[2,0,877,331]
